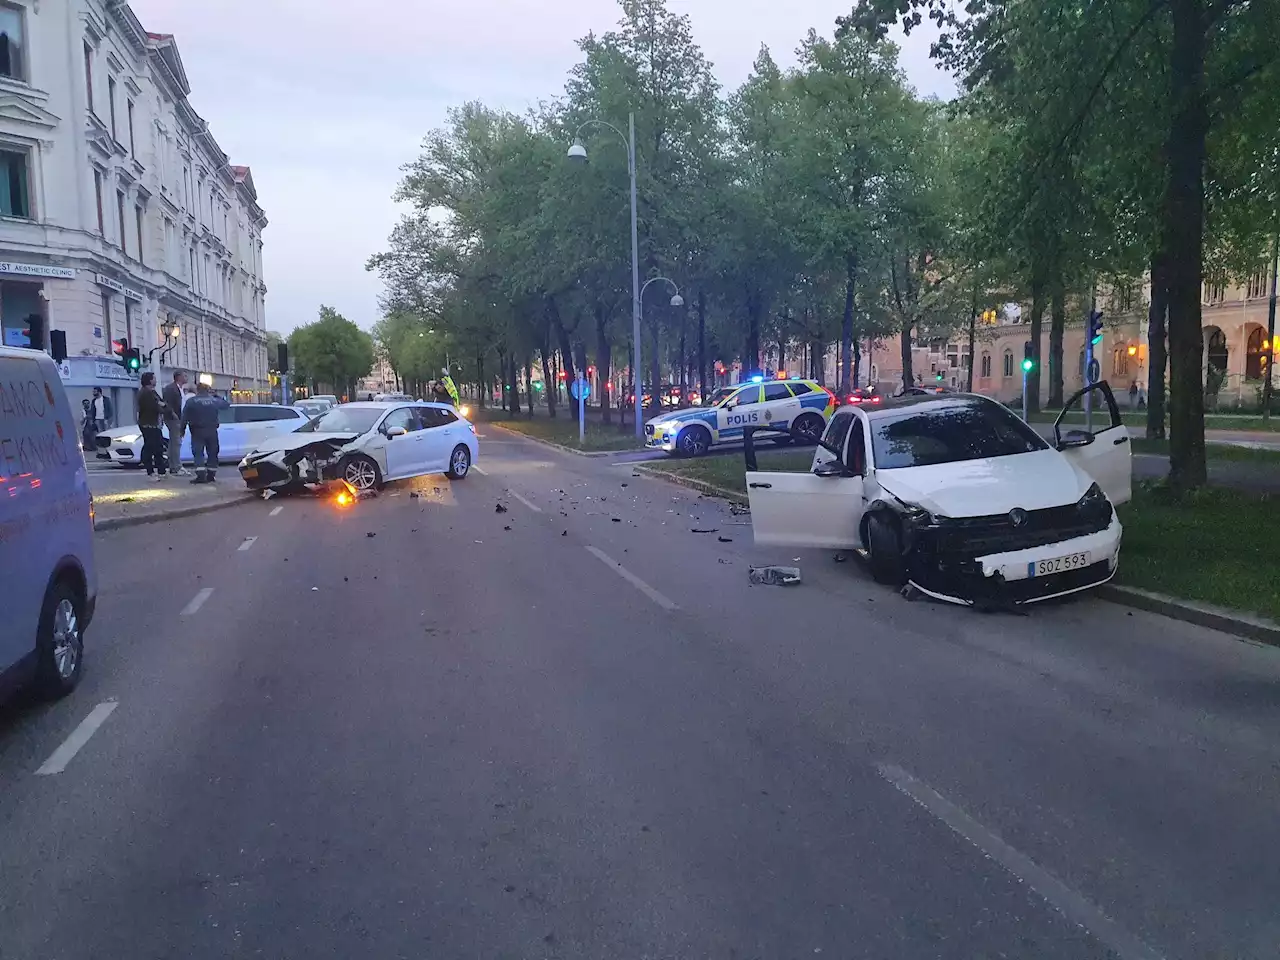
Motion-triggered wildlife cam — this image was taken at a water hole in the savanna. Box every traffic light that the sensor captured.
[113,338,129,366]
[1022,340,1035,373]
[124,347,141,372]
[23,314,45,350]
[50,330,67,362]
[935,371,944,382]
[277,341,289,373]
[1088,309,1104,346]
[558,369,567,381]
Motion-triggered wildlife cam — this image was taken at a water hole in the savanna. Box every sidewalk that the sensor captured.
[88,464,255,530]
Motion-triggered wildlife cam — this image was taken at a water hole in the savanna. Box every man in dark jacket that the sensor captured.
[180,382,230,483]
[136,372,169,479]
[162,370,188,476]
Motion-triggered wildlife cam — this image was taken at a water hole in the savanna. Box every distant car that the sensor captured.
[309,395,339,408]
[373,392,414,403]
[839,387,883,407]
[645,379,835,456]
[0,346,96,703]
[238,401,478,492]
[746,383,1133,606]
[293,399,331,420]
[895,384,953,397]
[95,403,307,466]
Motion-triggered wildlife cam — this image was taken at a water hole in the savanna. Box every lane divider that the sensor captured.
[584,546,678,612]
[35,700,118,775]
[507,490,542,513]
[269,505,283,517]
[237,536,258,552]
[181,587,214,616]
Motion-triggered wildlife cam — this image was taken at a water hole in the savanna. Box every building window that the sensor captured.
[101,291,112,346]
[1113,348,1129,377]
[1246,327,1267,381]
[127,100,136,156]
[107,76,117,139]
[135,205,145,265]
[0,148,30,219]
[1203,280,1226,304]
[1002,350,1014,378]
[116,190,127,255]
[183,166,191,211]
[980,353,992,378]
[188,247,196,288]
[1247,267,1269,300]
[164,218,174,268]
[83,42,94,113]
[94,169,105,234]
[0,3,26,82]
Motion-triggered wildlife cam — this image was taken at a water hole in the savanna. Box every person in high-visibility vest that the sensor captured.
[440,367,459,407]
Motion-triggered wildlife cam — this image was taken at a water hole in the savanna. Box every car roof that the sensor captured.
[336,400,456,410]
[858,392,998,420]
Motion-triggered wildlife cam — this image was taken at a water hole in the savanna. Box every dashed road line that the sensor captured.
[507,490,541,513]
[584,546,678,612]
[471,465,488,475]
[181,587,214,616]
[876,763,1164,960]
[269,505,283,516]
[237,536,258,552]
[35,700,119,775]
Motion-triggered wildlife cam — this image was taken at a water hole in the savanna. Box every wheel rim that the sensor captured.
[681,431,706,455]
[344,459,377,489]
[797,417,821,442]
[52,598,80,680]
[451,448,469,476]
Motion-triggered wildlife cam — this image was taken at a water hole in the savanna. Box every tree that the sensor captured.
[288,306,374,397]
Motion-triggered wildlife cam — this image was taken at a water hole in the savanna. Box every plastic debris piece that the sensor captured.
[366,532,377,538]
[718,558,731,564]
[834,553,847,563]
[718,536,733,543]
[503,525,511,531]
[311,586,319,591]
[495,503,508,513]
[748,565,802,586]
[611,517,622,523]
[691,528,718,534]
[621,483,628,487]
[562,531,568,536]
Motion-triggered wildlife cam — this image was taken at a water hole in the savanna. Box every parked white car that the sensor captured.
[0,346,96,702]
[746,383,1132,606]
[237,401,477,492]
[95,403,308,466]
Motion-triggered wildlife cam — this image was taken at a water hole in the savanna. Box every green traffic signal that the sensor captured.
[1022,358,1034,372]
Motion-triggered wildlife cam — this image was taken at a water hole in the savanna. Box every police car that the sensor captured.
[645,379,836,456]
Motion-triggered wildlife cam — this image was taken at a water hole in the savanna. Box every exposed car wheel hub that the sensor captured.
[344,459,378,490]
[451,448,469,476]
[51,598,80,680]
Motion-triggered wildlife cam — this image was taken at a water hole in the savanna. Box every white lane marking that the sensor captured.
[876,763,1164,960]
[584,546,678,612]
[181,587,214,616]
[472,465,488,475]
[269,505,283,516]
[35,700,119,775]
[508,490,542,513]
[237,536,258,552]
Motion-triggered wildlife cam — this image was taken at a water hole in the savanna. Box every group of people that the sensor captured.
[131,370,231,483]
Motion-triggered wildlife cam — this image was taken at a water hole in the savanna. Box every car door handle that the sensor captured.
[748,482,772,489]
[1113,436,1129,445]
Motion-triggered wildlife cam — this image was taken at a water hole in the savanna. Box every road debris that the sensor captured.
[261,489,276,500]
[748,565,802,586]
[409,491,420,499]
[718,536,733,543]
[503,525,512,531]
[834,553,847,563]
[621,483,628,487]
[612,517,622,523]
[495,503,508,513]
[691,528,718,534]
[366,532,377,538]
[310,586,319,591]
[718,558,731,564]
[562,531,568,536]
[729,503,750,516]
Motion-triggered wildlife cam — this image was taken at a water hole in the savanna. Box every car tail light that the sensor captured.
[846,395,862,404]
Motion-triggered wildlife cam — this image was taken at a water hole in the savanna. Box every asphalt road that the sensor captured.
[3,428,1279,958]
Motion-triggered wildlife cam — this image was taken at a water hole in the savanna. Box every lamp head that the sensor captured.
[567,142,588,163]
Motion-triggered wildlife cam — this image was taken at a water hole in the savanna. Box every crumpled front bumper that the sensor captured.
[238,439,354,490]
[907,517,1123,607]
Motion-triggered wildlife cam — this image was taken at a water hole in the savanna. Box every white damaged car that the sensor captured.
[237,401,477,492]
[745,384,1132,606]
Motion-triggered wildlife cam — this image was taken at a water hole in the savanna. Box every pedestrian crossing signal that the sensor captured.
[124,348,141,372]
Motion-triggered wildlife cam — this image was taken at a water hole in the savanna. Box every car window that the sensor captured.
[381,407,419,434]
[733,386,761,406]
[846,421,867,474]
[235,406,298,422]
[708,387,737,407]
[870,401,1049,470]
[822,411,854,452]
[419,407,459,428]
[788,382,813,397]
[297,407,382,435]
[217,406,235,424]
[763,383,791,402]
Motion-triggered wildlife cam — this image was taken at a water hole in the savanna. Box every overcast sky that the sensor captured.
[128,0,955,335]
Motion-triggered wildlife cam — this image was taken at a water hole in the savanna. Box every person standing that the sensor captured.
[90,387,109,432]
[136,372,168,480]
[80,399,96,453]
[1128,381,1139,409]
[439,367,459,407]
[163,370,189,476]
[180,382,229,483]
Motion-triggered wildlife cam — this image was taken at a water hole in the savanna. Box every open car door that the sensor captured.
[1053,381,1132,505]
[744,423,864,548]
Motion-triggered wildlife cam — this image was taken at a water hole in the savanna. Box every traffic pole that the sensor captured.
[1022,367,1029,422]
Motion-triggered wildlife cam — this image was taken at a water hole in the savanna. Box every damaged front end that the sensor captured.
[238,436,359,491]
[894,490,1120,608]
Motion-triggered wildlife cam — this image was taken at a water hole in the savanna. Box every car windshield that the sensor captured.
[296,407,382,435]
[709,387,738,407]
[870,402,1049,469]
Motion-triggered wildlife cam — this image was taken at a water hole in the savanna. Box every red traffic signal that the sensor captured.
[557,370,567,381]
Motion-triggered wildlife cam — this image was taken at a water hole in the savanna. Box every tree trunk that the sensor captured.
[745,286,761,375]
[839,254,856,393]
[852,334,862,389]
[696,290,707,402]
[1027,276,1046,414]
[595,303,612,424]
[498,349,507,412]
[678,305,688,402]
[525,355,534,416]
[539,348,556,418]
[476,352,486,408]
[1049,279,1066,407]
[1163,0,1208,489]
[900,322,913,392]
[506,352,519,417]
[647,315,662,420]
[965,283,978,392]
[1147,250,1169,439]
[548,298,576,390]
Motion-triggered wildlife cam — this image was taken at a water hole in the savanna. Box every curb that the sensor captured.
[1097,584,1280,647]
[481,421,642,458]
[95,492,258,531]
[631,464,749,505]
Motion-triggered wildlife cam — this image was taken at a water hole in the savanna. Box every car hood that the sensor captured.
[244,431,362,458]
[875,449,1091,517]
[97,424,143,439]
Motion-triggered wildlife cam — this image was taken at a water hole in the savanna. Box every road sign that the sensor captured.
[570,378,591,400]
[1087,357,1101,384]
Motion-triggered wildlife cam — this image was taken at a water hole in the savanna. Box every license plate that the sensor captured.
[1029,552,1090,577]
[241,467,258,479]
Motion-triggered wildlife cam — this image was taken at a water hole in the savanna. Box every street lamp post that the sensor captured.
[639,276,684,416]
[568,113,642,438]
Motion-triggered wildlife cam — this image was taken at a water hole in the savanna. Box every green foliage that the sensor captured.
[288,306,375,392]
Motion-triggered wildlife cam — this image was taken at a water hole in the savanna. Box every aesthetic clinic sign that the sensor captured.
[0,261,75,280]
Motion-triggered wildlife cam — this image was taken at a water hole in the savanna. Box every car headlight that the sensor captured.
[1077,481,1113,525]
[116,433,140,444]
[900,503,934,527]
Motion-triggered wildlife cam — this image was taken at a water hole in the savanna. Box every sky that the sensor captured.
[128,0,955,336]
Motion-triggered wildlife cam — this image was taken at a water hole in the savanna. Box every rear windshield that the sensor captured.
[870,402,1048,469]
[297,407,381,435]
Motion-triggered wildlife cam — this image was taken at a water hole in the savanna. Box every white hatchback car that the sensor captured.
[237,401,478,492]
[95,403,308,466]
[747,384,1132,606]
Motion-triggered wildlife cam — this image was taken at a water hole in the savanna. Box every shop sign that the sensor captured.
[95,274,145,301]
[0,261,76,280]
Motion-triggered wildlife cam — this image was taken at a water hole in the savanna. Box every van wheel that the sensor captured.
[35,579,84,699]
[446,445,471,479]
[340,454,383,491]
[866,513,906,587]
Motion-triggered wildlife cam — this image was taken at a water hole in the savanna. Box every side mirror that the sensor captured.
[813,460,853,478]
[1057,428,1093,450]
[385,426,407,438]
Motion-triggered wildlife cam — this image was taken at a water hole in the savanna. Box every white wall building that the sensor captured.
[0,0,269,423]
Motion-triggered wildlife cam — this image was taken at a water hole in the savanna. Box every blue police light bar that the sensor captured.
[750,375,764,383]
